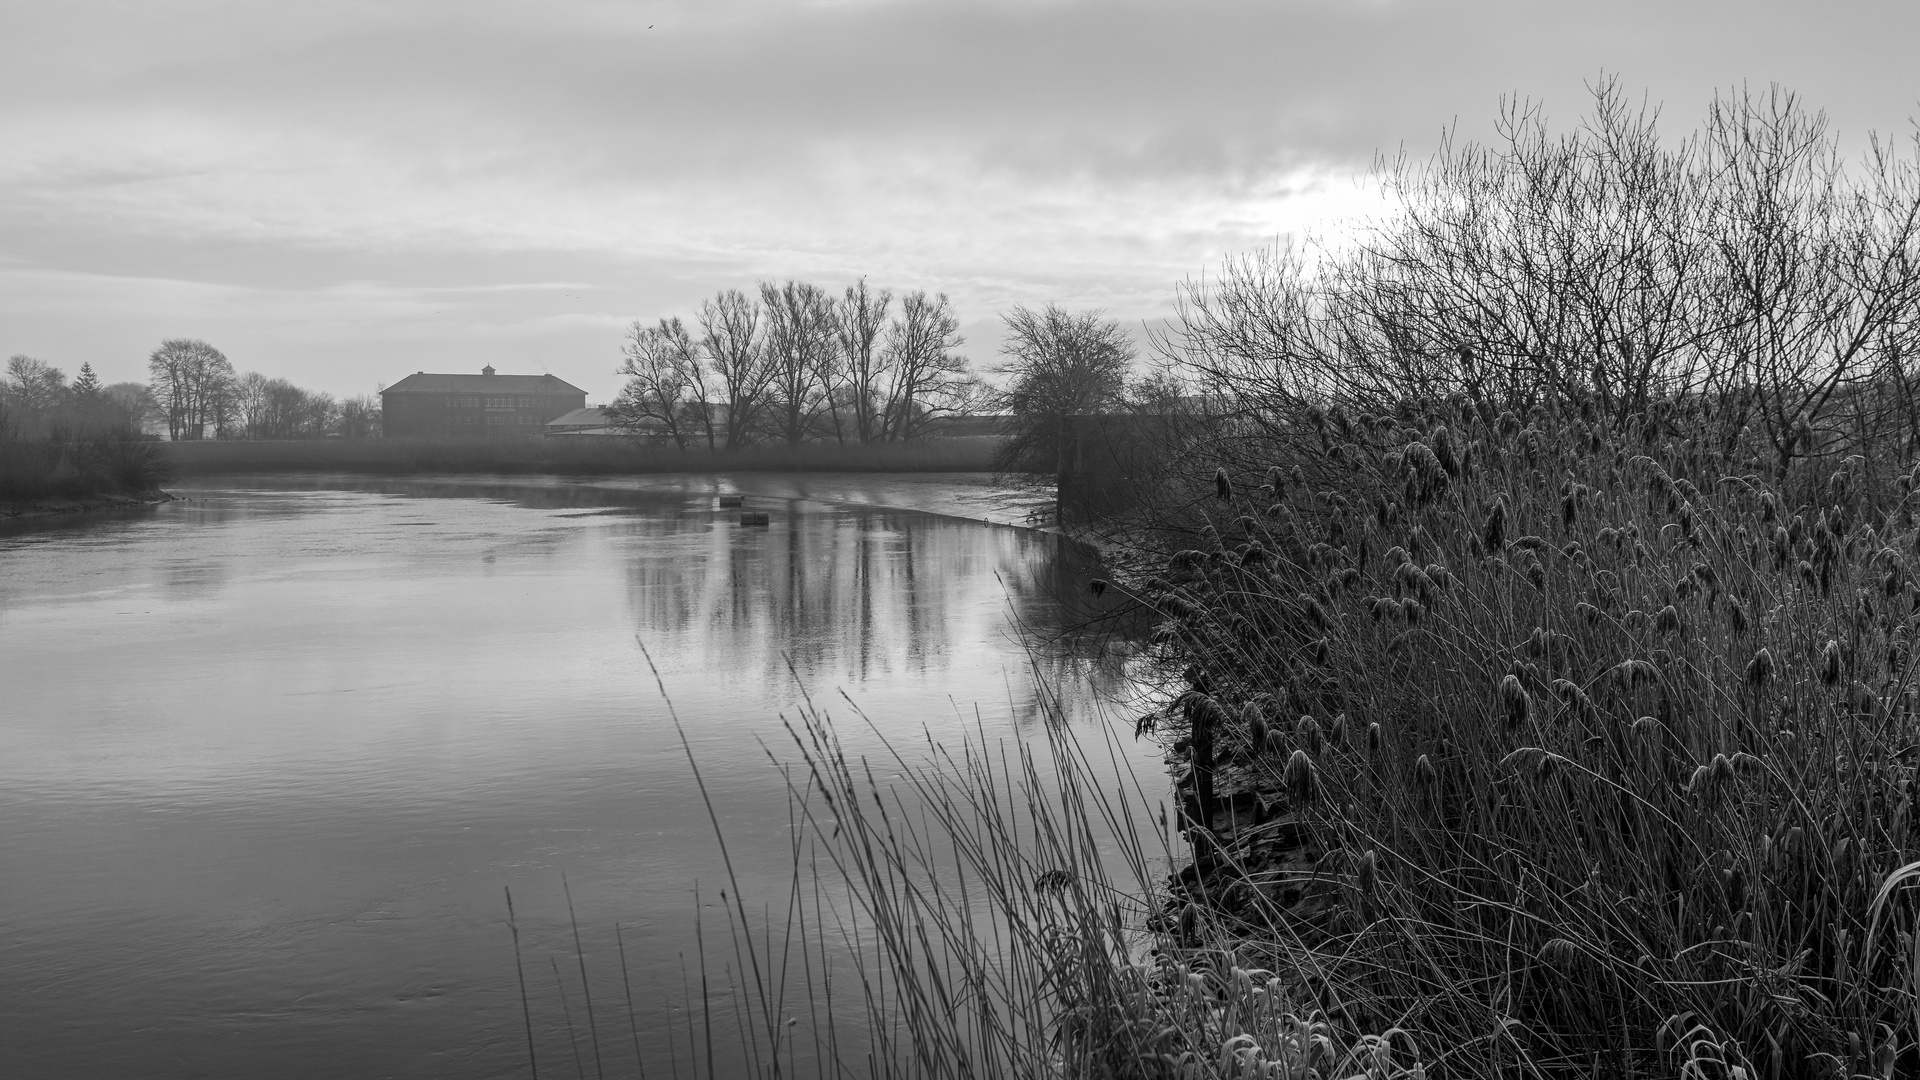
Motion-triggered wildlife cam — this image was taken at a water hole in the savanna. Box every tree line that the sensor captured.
[609,280,976,450]
[2,355,156,439]
[5,340,382,442]
[143,338,378,441]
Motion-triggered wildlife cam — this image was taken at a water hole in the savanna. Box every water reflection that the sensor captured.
[0,474,1155,1080]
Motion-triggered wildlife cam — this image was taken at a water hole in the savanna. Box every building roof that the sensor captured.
[546,407,619,429]
[546,407,633,436]
[384,369,586,395]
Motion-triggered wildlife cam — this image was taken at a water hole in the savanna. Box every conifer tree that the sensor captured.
[70,362,102,401]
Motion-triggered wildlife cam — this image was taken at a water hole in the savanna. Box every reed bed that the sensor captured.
[1113,396,1920,1076]
[162,436,1001,476]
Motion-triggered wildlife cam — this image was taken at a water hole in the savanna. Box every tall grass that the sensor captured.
[528,664,1431,1080]
[1113,398,1920,1076]
[162,436,1002,476]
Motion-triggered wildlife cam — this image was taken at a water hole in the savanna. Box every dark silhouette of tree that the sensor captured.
[102,382,159,433]
[228,371,337,438]
[336,395,380,439]
[879,291,972,441]
[69,363,102,403]
[760,280,838,445]
[5,355,67,418]
[1163,79,1920,480]
[834,279,892,444]
[147,339,235,440]
[993,304,1133,474]
[698,289,772,450]
[611,317,704,450]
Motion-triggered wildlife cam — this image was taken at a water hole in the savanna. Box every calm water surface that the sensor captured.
[0,473,1157,1079]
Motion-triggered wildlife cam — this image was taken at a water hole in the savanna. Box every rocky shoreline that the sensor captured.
[0,489,174,520]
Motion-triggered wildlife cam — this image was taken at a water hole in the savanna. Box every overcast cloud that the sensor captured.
[2,0,1915,400]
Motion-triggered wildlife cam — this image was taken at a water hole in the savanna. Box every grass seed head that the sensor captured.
[1821,639,1843,686]
[1357,849,1379,895]
[1243,704,1269,748]
[1483,495,1509,551]
[1284,749,1318,805]
[1655,605,1681,636]
[1263,728,1289,758]
[1499,673,1532,727]
[1296,715,1323,756]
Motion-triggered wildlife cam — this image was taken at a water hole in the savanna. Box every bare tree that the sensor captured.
[102,382,160,433]
[879,291,972,441]
[336,395,381,439]
[697,289,772,450]
[834,279,892,444]
[5,355,68,417]
[226,372,338,438]
[994,304,1133,473]
[759,280,839,445]
[1162,79,1920,483]
[611,317,703,450]
[148,339,235,440]
[233,371,274,438]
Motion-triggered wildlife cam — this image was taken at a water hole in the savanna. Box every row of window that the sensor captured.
[392,396,558,410]
[435,414,542,426]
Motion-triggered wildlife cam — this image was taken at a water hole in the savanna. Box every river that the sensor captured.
[0,473,1163,1079]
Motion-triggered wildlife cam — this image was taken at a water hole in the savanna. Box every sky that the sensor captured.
[2,0,1917,404]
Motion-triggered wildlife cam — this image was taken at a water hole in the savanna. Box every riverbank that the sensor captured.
[162,435,1002,475]
[0,488,173,520]
[1086,400,1920,1077]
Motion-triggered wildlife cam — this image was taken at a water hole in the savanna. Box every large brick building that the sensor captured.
[381,366,587,438]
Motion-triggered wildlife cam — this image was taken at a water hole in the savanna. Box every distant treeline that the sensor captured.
[2,354,153,438]
[610,280,977,450]
[145,339,379,441]
[0,355,172,504]
[4,343,382,444]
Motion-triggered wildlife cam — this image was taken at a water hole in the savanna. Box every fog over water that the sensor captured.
[0,474,1160,1079]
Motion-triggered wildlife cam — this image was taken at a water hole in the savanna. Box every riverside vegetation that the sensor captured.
[532,81,1920,1077]
[0,424,172,511]
[0,361,171,512]
[1073,82,1920,1076]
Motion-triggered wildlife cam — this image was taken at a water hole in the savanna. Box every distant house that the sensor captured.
[381,366,587,439]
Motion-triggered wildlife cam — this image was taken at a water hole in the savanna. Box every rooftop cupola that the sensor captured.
[481,364,496,376]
